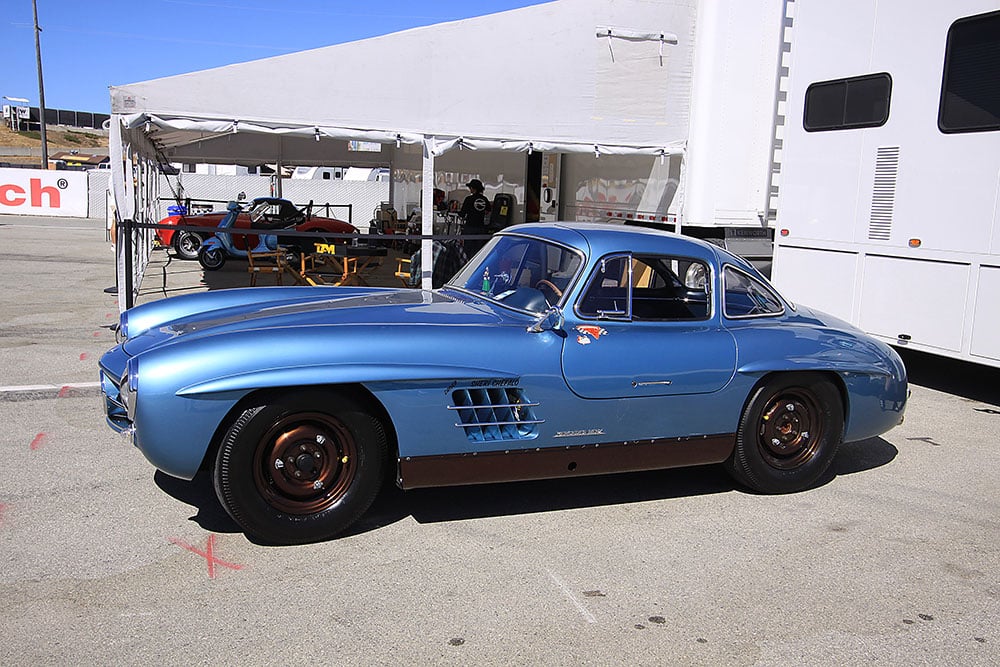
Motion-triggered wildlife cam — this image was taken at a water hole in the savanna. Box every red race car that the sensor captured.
[157,197,358,260]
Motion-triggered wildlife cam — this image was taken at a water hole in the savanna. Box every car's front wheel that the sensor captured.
[213,390,387,544]
[725,373,843,494]
[172,230,203,260]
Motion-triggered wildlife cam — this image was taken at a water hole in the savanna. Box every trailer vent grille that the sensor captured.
[868,146,900,241]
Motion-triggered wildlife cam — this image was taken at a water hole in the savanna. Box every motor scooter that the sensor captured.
[197,201,284,271]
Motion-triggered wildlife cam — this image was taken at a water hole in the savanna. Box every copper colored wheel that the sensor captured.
[756,390,824,470]
[725,373,844,495]
[251,412,359,514]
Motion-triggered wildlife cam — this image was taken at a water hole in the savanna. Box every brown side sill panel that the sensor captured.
[397,434,736,490]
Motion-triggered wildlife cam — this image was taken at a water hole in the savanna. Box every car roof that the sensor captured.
[500,221,728,264]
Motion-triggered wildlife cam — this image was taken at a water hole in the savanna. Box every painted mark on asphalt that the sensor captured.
[79,353,90,361]
[906,436,944,447]
[545,569,596,624]
[169,534,245,579]
[30,433,48,450]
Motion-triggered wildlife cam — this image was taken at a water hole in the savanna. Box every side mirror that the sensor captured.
[527,306,565,334]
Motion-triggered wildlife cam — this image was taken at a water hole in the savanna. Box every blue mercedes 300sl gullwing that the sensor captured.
[99,223,907,544]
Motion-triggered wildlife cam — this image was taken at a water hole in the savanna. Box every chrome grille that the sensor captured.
[100,370,132,433]
[449,387,543,442]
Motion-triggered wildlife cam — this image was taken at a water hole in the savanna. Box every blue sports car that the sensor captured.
[99,223,907,544]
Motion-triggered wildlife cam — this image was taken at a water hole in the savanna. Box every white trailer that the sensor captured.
[558,0,787,270]
[772,1,1000,367]
[396,0,790,257]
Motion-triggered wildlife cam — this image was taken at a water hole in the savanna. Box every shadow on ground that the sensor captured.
[154,436,897,544]
[898,348,1000,406]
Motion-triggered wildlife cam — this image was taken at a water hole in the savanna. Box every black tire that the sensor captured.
[198,246,226,271]
[725,373,843,494]
[172,230,203,260]
[213,390,387,544]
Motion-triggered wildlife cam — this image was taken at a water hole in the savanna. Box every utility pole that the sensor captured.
[32,0,49,170]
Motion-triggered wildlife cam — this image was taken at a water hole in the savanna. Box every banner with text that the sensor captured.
[0,167,89,217]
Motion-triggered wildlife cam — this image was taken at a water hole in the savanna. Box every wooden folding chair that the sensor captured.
[394,257,413,286]
[246,250,285,286]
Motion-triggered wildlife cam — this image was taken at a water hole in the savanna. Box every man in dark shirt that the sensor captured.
[459,178,492,256]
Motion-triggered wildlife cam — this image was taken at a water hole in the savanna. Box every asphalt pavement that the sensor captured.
[0,214,997,666]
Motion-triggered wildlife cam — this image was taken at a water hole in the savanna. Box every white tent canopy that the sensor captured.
[109,0,697,296]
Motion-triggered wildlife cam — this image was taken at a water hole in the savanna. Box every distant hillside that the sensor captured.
[0,124,108,162]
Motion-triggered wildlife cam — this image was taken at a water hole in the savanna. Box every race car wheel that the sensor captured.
[172,230,203,260]
[725,373,843,494]
[214,390,387,544]
[198,246,226,271]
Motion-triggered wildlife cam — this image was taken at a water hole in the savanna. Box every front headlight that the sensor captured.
[120,356,139,421]
[115,311,129,344]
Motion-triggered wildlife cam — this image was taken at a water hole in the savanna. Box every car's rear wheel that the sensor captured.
[172,230,203,260]
[213,390,386,544]
[725,373,843,494]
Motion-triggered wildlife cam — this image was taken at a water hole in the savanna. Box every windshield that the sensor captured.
[448,235,584,313]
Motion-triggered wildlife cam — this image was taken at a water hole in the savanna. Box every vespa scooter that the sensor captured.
[197,201,284,271]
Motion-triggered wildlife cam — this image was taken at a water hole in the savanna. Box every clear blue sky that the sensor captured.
[2,0,552,113]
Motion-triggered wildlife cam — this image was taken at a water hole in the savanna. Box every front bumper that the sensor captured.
[98,347,132,434]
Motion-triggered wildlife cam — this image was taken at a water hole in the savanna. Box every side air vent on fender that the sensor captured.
[449,387,543,442]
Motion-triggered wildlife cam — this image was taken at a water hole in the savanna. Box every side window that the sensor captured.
[804,73,891,132]
[577,254,631,320]
[939,10,1000,133]
[577,254,710,321]
[724,266,784,318]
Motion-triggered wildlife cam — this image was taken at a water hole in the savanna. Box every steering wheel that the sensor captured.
[535,279,563,302]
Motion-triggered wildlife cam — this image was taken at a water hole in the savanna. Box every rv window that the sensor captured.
[804,73,891,132]
[939,10,1000,134]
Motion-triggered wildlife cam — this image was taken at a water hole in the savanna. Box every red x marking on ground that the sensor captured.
[168,534,245,579]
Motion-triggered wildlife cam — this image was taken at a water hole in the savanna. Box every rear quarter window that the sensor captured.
[723,266,784,318]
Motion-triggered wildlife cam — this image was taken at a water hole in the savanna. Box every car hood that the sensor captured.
[122,288,504,355]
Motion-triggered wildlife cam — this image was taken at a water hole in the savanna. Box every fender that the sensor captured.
[121,286,383,338]
[737,357,893,377]
[177,363,518,397]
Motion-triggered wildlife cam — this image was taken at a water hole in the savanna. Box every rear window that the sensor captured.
[723,266,784,318]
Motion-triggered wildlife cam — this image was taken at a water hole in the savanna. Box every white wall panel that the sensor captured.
[771,246,858,321]
[971,266,1000,361]
[858,255,969,352]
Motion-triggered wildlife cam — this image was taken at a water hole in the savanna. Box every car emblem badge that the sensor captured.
[575,325,608,344]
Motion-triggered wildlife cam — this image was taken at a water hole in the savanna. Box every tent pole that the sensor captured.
[420,138,434,290]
